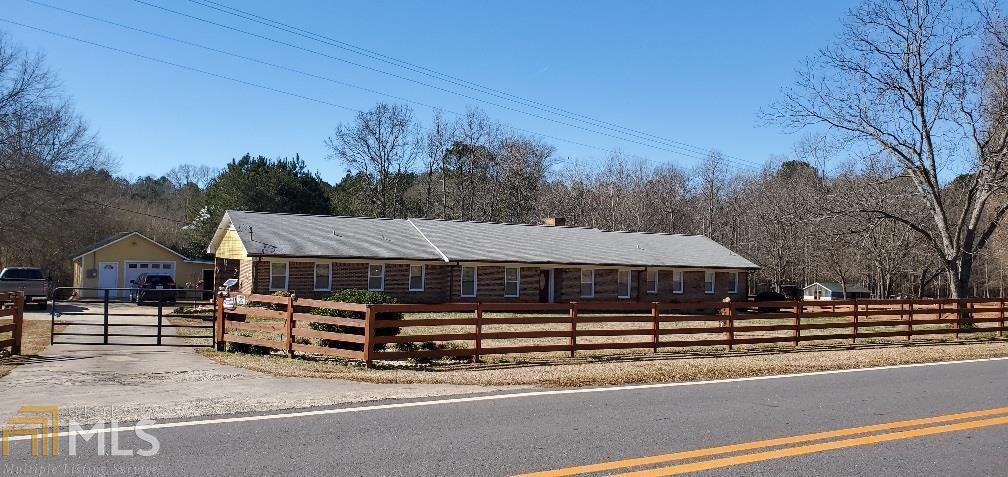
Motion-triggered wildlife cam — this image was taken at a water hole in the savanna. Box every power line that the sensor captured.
[5,8,758,172]
[127,0,762,170]
[185,0,764,169]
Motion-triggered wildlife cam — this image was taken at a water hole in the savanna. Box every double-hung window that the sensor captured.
[504,267,520,297]
[580,269,595,298]
[368,264,385,291]
[409,265,425,291]
[704,271,715,294]
[728,271,739,294]
[646,270,658,294]
[672,270,684,294]
[269,262,288,291]
[460,266,477,298]
[617,270,632,298]
[314,263,331,291]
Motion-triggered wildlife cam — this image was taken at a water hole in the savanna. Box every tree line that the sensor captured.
[2,0,1008,300]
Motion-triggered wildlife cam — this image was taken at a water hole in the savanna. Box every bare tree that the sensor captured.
[767,0,1008,301]
[326,103,418,217]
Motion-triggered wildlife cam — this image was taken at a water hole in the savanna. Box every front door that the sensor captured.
[538,269,555,303]
[97,262,119,298]
[202,269,215,299]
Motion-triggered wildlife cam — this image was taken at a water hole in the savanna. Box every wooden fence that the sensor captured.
[215,295,1007,366]
[0,292,25,355]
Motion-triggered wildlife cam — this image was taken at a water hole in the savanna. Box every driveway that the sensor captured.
[1,303,507,426]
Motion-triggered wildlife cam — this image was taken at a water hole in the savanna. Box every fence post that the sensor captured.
[49,290,56,345]
[569,302,578,358]
[214,294,224,351]
[103,289,109,345]
[722,297,734,351]
[474,303,482,363]
[651,302,659,353]
[907,300,913,341]
[156,302,163,346]
[852,298,858,344]
[956,298,963,339]
[364,305,375,367]
[285,294,295,357]
[794,300,801,347]
[12,293,24,355]
[1000,297,1005,338]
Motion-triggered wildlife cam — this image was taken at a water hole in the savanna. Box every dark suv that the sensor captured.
[131,274,177,304]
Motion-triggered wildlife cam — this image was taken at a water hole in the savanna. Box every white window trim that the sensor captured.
[409,264,425,292]
[673,269,684,294]
[368,264,385,291]
[728,271,739,294]
[460,266,477,298]
[646,269,658,294]
[704,270,715,294]
[269,262,288,291]
[618,269,632,299]
[314,262,332,292]
[504,266,520,298]
[580,269,595,298]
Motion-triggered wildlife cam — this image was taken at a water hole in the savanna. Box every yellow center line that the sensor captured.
[513,406,1008,477]
[615,414,1008,477]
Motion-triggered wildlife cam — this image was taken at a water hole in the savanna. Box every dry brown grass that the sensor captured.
[194,337,1008,387]
[0,320,66,377]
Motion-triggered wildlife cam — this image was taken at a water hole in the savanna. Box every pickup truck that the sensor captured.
[0,267,49,310]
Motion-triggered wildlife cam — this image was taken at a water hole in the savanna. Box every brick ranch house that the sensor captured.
[207,210,760,303]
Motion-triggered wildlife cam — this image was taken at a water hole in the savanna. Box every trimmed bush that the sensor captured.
[308,289,403,351]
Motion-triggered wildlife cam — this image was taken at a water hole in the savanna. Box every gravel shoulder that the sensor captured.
[195,338,1008,387]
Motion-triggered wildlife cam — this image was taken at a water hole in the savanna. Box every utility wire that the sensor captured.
[185,0,764,169]
[1,8,758,171]
[17,0,609,156]
[127,0,762,169]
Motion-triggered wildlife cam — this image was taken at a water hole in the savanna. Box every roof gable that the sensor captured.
[73,232,191,261]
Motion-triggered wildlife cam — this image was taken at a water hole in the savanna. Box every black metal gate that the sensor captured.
[50,287,215,346]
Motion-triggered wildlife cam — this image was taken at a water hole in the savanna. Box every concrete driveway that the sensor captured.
[1,303,504,426]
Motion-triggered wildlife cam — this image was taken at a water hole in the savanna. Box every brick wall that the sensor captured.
[245,259,749,304]
[447,266,542,302]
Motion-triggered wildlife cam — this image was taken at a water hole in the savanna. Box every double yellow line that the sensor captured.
[516,406,1008,476]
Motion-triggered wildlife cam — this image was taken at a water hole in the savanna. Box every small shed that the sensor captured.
[803,282,872,301]
[72,232,213,298]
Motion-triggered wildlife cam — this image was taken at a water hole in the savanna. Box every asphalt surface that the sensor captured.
[3,358,1006,476]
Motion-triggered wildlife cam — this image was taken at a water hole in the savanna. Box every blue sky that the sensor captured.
[3,0,857,182]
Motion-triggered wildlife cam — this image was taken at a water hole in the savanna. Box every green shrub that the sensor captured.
[308,289,403,351]
[226,341,273,355]
[268,290,292,311]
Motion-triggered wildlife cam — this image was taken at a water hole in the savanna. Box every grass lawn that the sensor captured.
[0,320,67,378]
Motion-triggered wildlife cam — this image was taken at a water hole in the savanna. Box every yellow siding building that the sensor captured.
[72,232,214,298]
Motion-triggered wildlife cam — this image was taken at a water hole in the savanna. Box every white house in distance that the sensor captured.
[803,282,872,301]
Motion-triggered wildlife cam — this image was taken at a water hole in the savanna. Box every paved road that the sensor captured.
[3,358,1006,476]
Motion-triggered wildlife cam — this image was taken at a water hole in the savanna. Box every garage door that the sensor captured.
[124,261,177,288]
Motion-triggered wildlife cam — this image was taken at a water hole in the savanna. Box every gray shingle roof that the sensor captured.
[215,210,759,269]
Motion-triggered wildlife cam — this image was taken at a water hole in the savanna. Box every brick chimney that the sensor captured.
[542,217,567,227]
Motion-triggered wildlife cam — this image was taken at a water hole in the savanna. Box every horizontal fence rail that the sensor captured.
[215,295,1008,366]
[50,287,215,346]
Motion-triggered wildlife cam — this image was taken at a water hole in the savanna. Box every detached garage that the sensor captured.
[72,232,214,298]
